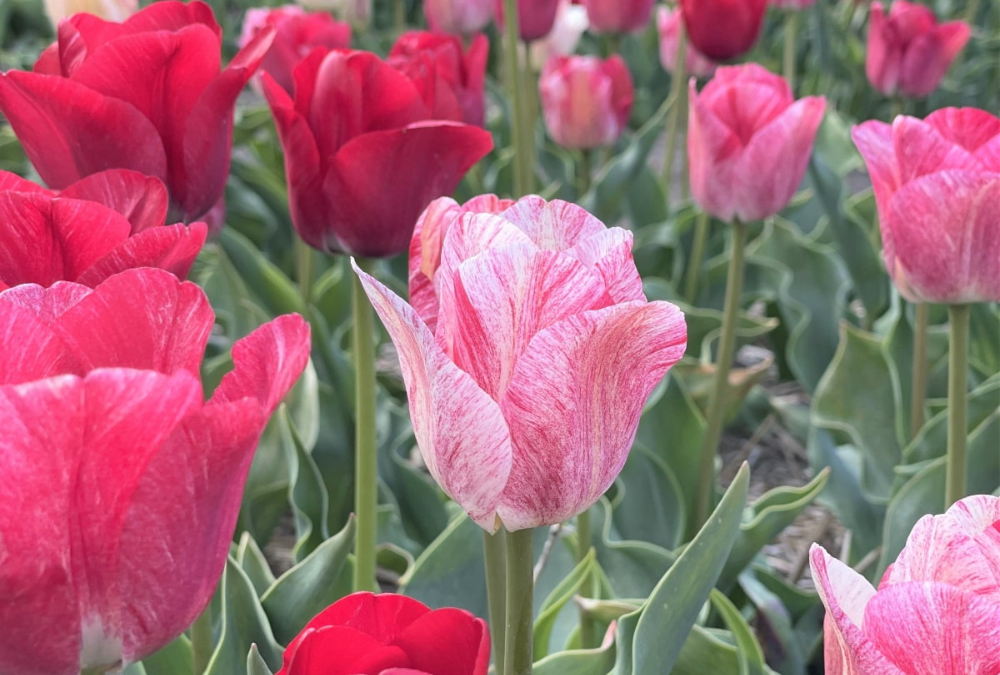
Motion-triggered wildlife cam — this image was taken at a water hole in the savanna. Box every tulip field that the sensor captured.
[1,0,999,673]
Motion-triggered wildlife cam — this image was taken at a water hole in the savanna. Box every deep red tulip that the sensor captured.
[658,6,716,79]
[263,49,493,258]
[277,592,490,675]
[539,55,634,150]
[0,169,206,290]
[493,0,561,41]
[680,0,767,61]
[583,0,654,34]
[389,31,489,127]
[852,108,999,304]
[0,1,275,224]
[0,268,311,675]
[865,0,970,98]
[424,0,493,35]
[239,5,351,96]
[688,64,826,222]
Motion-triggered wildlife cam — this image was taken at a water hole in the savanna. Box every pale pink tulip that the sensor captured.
[852,108,1000,304]
[539,55,634,150]
[810,495,1000,675]
[687,63,826,223]
[529,0,589,70]
[354,196,687,532]
[425,0,493,35]
[657,6,716,79]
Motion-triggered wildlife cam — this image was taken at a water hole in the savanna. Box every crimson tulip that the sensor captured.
[239,5,351,96]
[276,592,490,675]
[493,0,561,41]
[680,0,767,61]
[865,1,969,98]
[583,0,654,34]
[263,49,493,258]
[424,0,493,35]
[0,169,206,290]
[688,64,826,223]
[389,31,489,127]
[354,196,687,531]
[658,6,717,79]
[539,55,634,150]
[811,495,1000,675]
[0,1,275,224]
[0,268,310,675]
[852,108,999,304]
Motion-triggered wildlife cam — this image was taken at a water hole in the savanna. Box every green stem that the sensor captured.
[783,11,799,93]
[503,528,535,675]
[910,303,929,440]
[692,219,748,533]
[602,33,622,58]
[352,258,379,593]
[575,509,595,649]
[295,237,314,308]
[683,211,711,303]
[394,0,406,31]
[502,0,534,196]
[945,304,970,509]
[661,22,687,206]
[965,0,981,23]
[190,605,213,675]
[484,530,508,675]
[578,150,592,197]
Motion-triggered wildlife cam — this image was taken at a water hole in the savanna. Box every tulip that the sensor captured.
[276,592,490,675]
[239,5,351,96]
[657,6,717,79]
[680,0,767,61]
[354,196,687,532]
[687,64,826,223]
[425,0,493,35]
[0,268,311,675]
[0,1,274,225]
[584,0,654,35]
[0,169,206,290]
[810,495,1000,675]
[865,1,970,98]
[852,108,999,304]
[43,0,136,25]
[493,0,561,41]
[263,49,493,258]
[389,31,489,127]
[539,55,634,150]
[528,0,589,70]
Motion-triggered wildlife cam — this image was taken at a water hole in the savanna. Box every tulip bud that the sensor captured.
[865,0,970,99]
[493,0,561,41]
[680,0,767,61]
[43,0,136,26]
[539,55,634,150]
[657,6,716,79]
[425,0,494,35]
[583,0,655,35]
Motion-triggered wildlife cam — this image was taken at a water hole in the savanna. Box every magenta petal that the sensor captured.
[568,228,646,303]
[59,170,169,234]
[852,120,900,217]
[76,222,208,287]
[0,281,92,322]
[0,300,82,384]
[353,261,512,531]
[497,300,687,531]
[0,170,48,193]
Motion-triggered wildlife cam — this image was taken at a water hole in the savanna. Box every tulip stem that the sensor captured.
[575,509,596,649]
[684,210,711,303]
[503,528,535,675]
[394,0,406,31]
[295,237,314,308]
[945,304,970,509]
[965,0,980,22]
[578,150,592,196]
[503,0,535,196]
[352,257,379,593]
[190,605,213,675]
[661,21,687,207]
[910,303,929,439]
[693,218,748,534]
[783,11,799,93]
[483,530,508,675]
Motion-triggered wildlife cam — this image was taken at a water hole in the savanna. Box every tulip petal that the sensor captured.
[395,609,490,675]
[497,196,606,251]
[0,170,47,193]
[120,0,219,37]
[0,71,167,190]
[852,120,900,218]
[354,262,512,531]
[899,22,970,98]
[865,582,1000,675]
[284,626,409,675]
[0,300,82,384]
[892,115,979,180]
[76,222,208,287]
[924,107,1000,158]
[687,79,741,222]
[0,281,92,322]
[59,170,169,234]
[569,227,646,303]
[497,300,686,531]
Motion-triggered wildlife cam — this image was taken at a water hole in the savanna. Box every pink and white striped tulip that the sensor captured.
[852,108,1000,304]
[539,55,634,150]
[529,0,589,70]
[688,63,826,223]
[657,6,716,79]
[810,495,1000,675]
[354,196,688,532]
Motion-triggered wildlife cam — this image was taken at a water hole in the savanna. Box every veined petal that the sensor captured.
[0,170,48,194]
[497,196,606,251]
[76,221,208,287]
[0,301,82,384]
[852,120,901,218]
[59,170,168,234]
[687,79,741,222]
[892,115,980,180]
[923,107,1000,157]
[0,281,92,322]
[568,227,646,303]
[353,261,512,531]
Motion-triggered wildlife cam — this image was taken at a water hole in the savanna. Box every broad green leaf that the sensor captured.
[204,559,282,675]
[247,644,274,675]
[533,640,617,675]
[611,445,686,550]
[534,549,597,660]
[710,590,767,675]
[739,571,807,675]
[217,228,303,317]
[235,532,276,598]
[671,626,743,675]
[139,636,192,675]
[279,407,331,560]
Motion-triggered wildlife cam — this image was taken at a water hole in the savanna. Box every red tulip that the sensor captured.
[277,592,490,675]
[810,495,1000,675]
[680,0,767,61]
[852,108,999,304]
[263,49,493,258]
[0,268,311,675]
[583,0,654,34]
[688,64,826,223]
[0,169,206,290]
[389,31,489,127]
[865,1,970,99]
[0,1,275,224]
[355,196,687,531]
[539,55,634,150]
[658,6,717,79]
[493,0,561,41]
[424,0,493,35]
[239,5,351,96]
